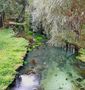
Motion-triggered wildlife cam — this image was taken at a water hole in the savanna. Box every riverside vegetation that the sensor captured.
[0,28,44,90]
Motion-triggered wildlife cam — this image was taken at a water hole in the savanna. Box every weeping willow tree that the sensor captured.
[30,0,72,46]
[30,0,85,47]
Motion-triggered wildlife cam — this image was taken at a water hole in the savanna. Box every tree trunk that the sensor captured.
[0,12,4,28]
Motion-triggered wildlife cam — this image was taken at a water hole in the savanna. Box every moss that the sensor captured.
[0,29,28,90]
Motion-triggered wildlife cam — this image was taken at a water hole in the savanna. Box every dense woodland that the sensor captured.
[0,0,85,90]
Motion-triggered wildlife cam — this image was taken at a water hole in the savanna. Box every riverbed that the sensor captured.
[9,45,85,90]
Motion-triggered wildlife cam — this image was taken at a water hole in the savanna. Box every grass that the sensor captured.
[0,29,28,90]
[76,49,85,62]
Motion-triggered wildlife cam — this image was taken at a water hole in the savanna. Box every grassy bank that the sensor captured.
[0,29,28,90]
[76,49,85,62]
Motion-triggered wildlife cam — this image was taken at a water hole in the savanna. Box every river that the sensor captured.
[9,45,85,90]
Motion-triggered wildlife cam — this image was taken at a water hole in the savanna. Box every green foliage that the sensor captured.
[23,61,28,65]
[35,35,43,42]
[27,34,45,51]
[28,31,34,35]
[35,33,46,42]
[0,28,45,89]
[32,34,46,49]
[0,0,23,19]
[76,49,85,62]
[0,29,28,90]
[81,25,85,30]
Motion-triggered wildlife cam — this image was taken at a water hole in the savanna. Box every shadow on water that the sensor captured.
[8,45,85,90]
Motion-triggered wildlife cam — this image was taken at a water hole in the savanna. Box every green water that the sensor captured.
[21,45,85,90]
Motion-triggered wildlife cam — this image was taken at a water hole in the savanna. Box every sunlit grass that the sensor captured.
[0,29,28,90]
[76,49,85,62]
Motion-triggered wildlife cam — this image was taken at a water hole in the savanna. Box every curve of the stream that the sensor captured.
[10,45,85,90]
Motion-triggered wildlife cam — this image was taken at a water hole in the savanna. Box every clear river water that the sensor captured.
[10,45,85,90]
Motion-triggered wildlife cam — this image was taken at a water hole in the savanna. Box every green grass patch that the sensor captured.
[76,48,85,62]
[0,29,28,90]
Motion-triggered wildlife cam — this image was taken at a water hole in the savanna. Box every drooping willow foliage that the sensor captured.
[31,0,85,47]
[30,0,72,46]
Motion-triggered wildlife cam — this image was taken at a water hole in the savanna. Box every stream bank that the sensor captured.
[0,29,28,90]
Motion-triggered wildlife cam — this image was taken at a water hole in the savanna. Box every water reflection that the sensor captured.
[13,74,40,90]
